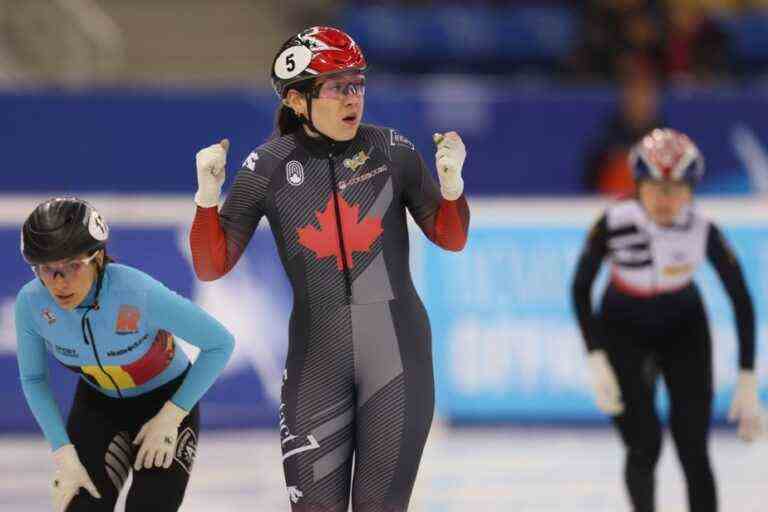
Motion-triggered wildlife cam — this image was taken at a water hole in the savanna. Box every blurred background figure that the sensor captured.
[574,129,760,512]
[583,56,663,196]
[1,1,767,511]
[571,0,663,82]
[662,1,732,84]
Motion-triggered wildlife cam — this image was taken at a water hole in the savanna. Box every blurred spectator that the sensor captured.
[663,1,732,84]
[583,57,663,195]
[571,0,664,81]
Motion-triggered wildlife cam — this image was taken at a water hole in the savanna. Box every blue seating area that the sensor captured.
[339,5,768,78]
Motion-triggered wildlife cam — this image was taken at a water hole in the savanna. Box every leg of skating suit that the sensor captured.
[660,303,717,512]
[281,305,356,512]
[350,298,434,512]
[604,321,663,512]
[65,382,124,512]
[280,298,434,512]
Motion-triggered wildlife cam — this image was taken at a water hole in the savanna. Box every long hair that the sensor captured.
[271,81,314,140]
[275,105,305,137]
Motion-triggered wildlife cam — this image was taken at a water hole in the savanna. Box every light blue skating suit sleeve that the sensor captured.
[15,290,70,450]
[143,274,235,411]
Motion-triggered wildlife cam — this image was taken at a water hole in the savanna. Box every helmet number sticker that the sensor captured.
[88,210,109,241]
[274,45,312,80]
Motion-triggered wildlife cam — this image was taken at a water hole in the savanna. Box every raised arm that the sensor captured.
[399,131,469,251]
[190,140,268,280]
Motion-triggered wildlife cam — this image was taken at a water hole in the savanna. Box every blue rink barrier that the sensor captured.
[0,198,766,434]
[419,201,768,424]
[2,86,767,195]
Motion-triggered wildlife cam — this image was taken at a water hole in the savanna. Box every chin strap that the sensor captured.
[284,82,341,149]
[299,88,346,148]
[300,91,336,147]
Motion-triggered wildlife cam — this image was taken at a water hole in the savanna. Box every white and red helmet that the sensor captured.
[271,26,368,98]
[629,128,705,185]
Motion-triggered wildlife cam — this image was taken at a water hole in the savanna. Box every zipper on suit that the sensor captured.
[81,309,124,398]
[327,152,353,302]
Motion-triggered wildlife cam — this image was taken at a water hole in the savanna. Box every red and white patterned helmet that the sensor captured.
[271,26,368,98]
[629,128,705,185]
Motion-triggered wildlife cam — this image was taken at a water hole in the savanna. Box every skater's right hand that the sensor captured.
[52,444,101,511]
[194,138,229,208]
[587,350,624,416]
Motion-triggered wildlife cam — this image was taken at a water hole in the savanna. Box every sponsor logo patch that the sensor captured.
[107,334,148,357]
[287,485,304,504]
[243,151,259,171]
[174,427,197,474]
[41,308,56,325]
[286,160,305,186]
[390,130,414,150]
[343,150,370,172]
[663,263,693,277]
[54,344,78,358]
[338,164,387,191]
[115,305,140,334]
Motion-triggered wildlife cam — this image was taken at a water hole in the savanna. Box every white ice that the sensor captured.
[1,425,765,511]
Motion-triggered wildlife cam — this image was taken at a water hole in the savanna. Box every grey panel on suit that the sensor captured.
[351,302,403,407]
[364,177,393,219]
[313,440,353,482]
[311,407,354,442]
[352,252,394,304]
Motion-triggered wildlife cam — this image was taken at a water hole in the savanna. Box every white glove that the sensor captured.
[433,131,466,201]
[587,350,624,415]
[52,444,101,511]
[728,370,764,442]
[194,138,229,208]
[133,401,188,470]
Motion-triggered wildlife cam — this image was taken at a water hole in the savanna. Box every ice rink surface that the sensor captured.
[2,425,766,511]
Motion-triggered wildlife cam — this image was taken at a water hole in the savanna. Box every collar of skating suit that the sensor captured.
[295,126,355,158]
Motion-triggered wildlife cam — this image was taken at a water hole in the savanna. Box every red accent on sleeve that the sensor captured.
[189,206,239,281]
[422,195,469,251]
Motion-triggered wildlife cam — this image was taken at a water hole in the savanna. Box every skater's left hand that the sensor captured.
[434,131,466,201]
[728,370,764,442]
[134,401,188,469]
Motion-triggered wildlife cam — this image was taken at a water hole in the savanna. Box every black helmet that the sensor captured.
[21,197,109,264]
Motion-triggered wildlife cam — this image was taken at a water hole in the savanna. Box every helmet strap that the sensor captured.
[301,91,336,146]
[81,249,107,310]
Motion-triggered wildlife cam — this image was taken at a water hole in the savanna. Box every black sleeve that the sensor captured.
[706,223,756,370]
[571,214,609,352]
[397,144,442,226]
[218,155,271,261]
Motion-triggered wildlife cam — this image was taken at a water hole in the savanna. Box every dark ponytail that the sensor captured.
[275,104,305,137]
[270,81,315,140]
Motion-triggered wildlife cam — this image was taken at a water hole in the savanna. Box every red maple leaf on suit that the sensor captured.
[297,194,383,270]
